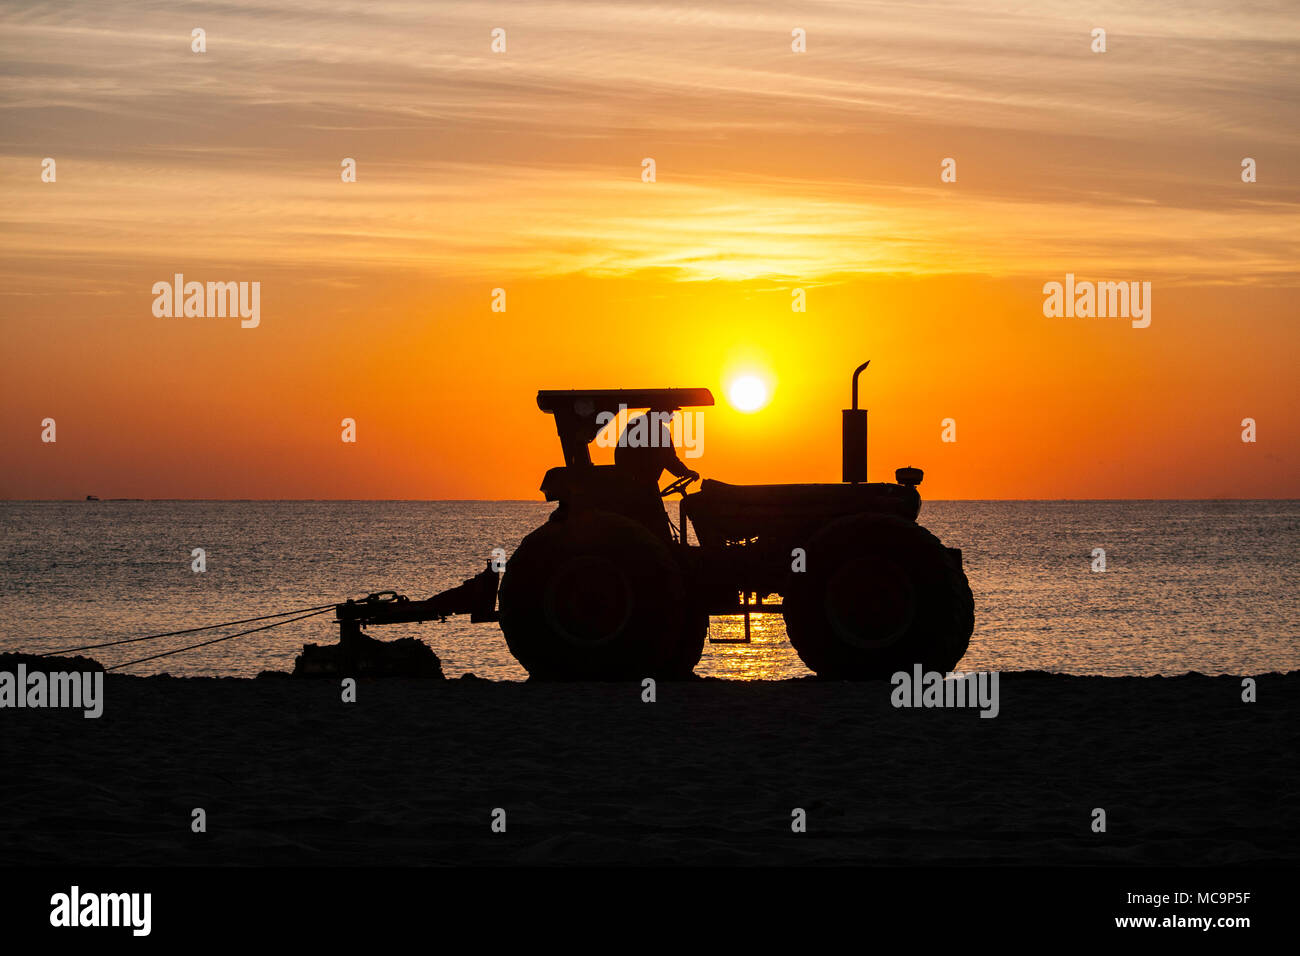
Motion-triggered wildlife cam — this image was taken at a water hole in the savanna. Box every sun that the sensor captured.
[727,375,769,413]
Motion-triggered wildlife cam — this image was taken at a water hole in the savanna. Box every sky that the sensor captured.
[1,0,1297,499]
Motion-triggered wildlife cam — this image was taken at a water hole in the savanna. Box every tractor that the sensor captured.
[323,361,973,680]
[498,361,973,680]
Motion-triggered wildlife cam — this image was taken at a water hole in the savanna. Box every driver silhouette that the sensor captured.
[615,407,700,486]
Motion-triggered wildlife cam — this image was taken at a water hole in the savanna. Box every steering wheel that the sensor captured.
[659,473,700,498]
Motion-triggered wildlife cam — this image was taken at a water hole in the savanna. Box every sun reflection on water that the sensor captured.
[695,613,808,681]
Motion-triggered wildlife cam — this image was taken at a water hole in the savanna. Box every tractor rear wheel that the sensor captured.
[499,509,692,680]
[782,514,973,679]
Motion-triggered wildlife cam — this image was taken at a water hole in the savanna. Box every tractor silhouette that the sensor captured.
[497,362,973,680]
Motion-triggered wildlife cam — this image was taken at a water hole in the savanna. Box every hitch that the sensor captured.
[335,563,500,647]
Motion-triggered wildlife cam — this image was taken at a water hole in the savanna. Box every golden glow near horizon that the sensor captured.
[1,1,1297,499]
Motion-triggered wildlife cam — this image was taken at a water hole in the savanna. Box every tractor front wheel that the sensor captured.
[783,514,973,679]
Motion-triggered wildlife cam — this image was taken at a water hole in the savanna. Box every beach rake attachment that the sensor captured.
[287,563,501,678]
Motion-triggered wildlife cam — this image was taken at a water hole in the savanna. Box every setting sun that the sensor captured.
[728,375,770,413]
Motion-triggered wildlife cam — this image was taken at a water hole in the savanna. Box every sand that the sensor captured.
[2,663,1296,866]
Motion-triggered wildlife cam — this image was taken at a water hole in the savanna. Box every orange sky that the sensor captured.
[2,1,1297,499]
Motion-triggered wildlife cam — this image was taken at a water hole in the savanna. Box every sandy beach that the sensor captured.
[3,659,1295,867]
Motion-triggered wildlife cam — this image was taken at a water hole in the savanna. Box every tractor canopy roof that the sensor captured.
[537,388,714,415]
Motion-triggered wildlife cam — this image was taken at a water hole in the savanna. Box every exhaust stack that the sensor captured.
[842,361,870,483]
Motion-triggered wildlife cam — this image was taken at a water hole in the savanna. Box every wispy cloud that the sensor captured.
[2,0,1297,283]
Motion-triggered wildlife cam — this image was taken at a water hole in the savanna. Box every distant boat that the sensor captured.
[85,495,99,501]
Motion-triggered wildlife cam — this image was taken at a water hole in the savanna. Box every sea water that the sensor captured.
[1,500,1295,680]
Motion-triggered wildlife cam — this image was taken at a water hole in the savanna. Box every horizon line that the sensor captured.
[4,497,1298,504]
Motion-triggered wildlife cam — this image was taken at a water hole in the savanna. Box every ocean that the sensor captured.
[1,500,1296,680]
